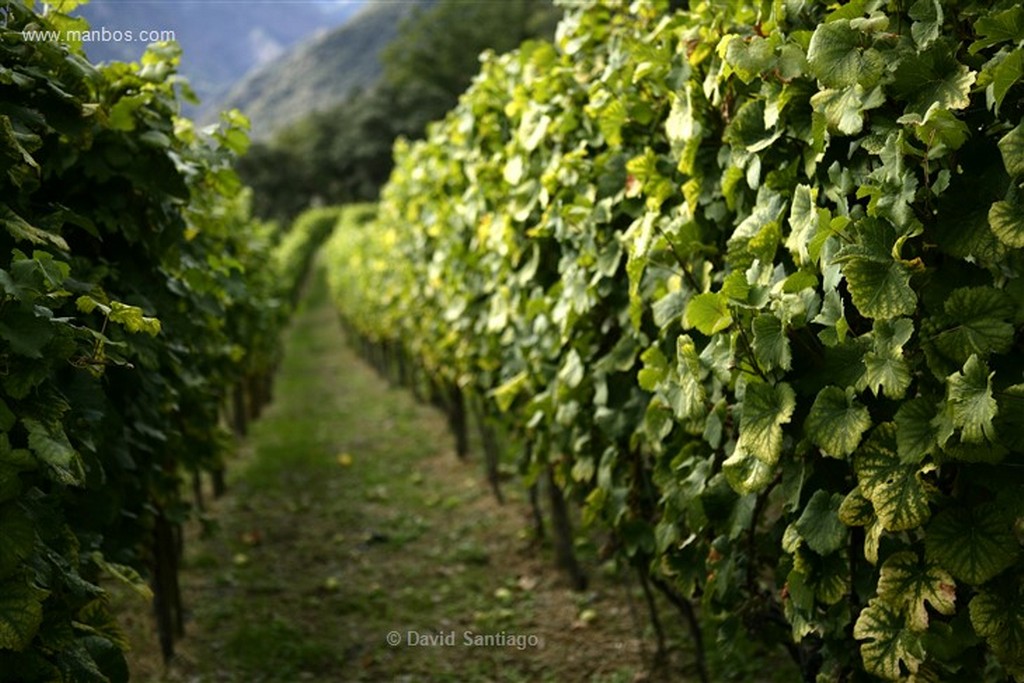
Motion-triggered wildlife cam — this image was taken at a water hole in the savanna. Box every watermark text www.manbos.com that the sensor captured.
[19,26,177,44]
[386,629,542,650]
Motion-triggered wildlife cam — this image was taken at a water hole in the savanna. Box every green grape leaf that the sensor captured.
[909,0,943,50]
[794,547,849,605]
[839,486,873,527]
[989,48,1024,112]
[795,490,847,556]
[108,301,161,336]
[0,504,35,581]
[854,598,925,679]
[723,449,776,495]
[722,34,776,84]
[836,220,917,320]
[23,419,84,486]
[876,551,956,631]
[787,185,829,265]
[813,288,849,347]
[970,576,1024,677]
[861,318,914,399]
[490,371,528,412]
[673,335,706,420]
[854,424,931,532]
[946,355,997,444]
[931,287,1015,364]
[752,314,791,371]
[737,381,796,465]
[971,7,1024,52]
[810,84,885,136]
[638,346,669,392]
[807,21,882,88]
[989,192,1024,249]
[925,503,1018,584]
[685,292,732,336]
[90,553,154,602]
[0,309,54,360]
[894,398,938,464]
[0,578,48,651]
[891,44,976,118]
[998,122,1024,178]
[839,486,883,564]
[805,386,872,458]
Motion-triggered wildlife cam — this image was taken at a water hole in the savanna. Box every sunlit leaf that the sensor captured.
[876,551,955,631]
[946,355,997,444]
[805,386,871,458]
[854,424,931,532]
[737,380,796,466]
[854,598,925,679]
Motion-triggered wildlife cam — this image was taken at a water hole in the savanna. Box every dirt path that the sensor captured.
[114,265,681,682]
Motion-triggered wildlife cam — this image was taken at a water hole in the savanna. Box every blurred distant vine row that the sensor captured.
[0,1,333,679]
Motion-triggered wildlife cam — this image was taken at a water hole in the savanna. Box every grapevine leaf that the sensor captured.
[805,386,871,458]
[807,21,882,89]
[722,35,775,84]
[107,301,161,336]
[558,349,584,389]
[946,355,997,444]
[0,204,69,251]
[891,44,976,118]
[23,419,84,486]
[854,424,931,532]
[638,346,668,392]
[0,504,35,580]
[971,7,1024,52]
[795,490,847,556]
[839,486,874,527]
[854,598,925,679]
[794,547,849,605]
[723,449,775,495]
[989,192,1024,249]
[810,84,885,136]
[894,398,938,464]
[787,185,827,265]
[737,381,796,466]
[0,578,48,651]
[861,319,914,399]
[876,551,956,631]
[925,503,1018,584]
[998,121,1024,178]
[931,287,1015,364]
[490,371,529,412]
[813,288,848,347]
[0,309,54,359]
[665,88,698,144]
[989,49,1024,111]
[835,220,916,320]
[909,0,943,50]
[684,292,732,336]
[839,486,883,564]
[752,314,791,371]
[969,575,1024,677]
[673,335,706,420]
[90,553,154,602]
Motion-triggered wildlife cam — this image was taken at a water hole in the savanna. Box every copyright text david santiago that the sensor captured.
[386,629,542,650]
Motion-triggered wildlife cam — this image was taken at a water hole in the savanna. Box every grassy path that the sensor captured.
[120,264,664,682]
